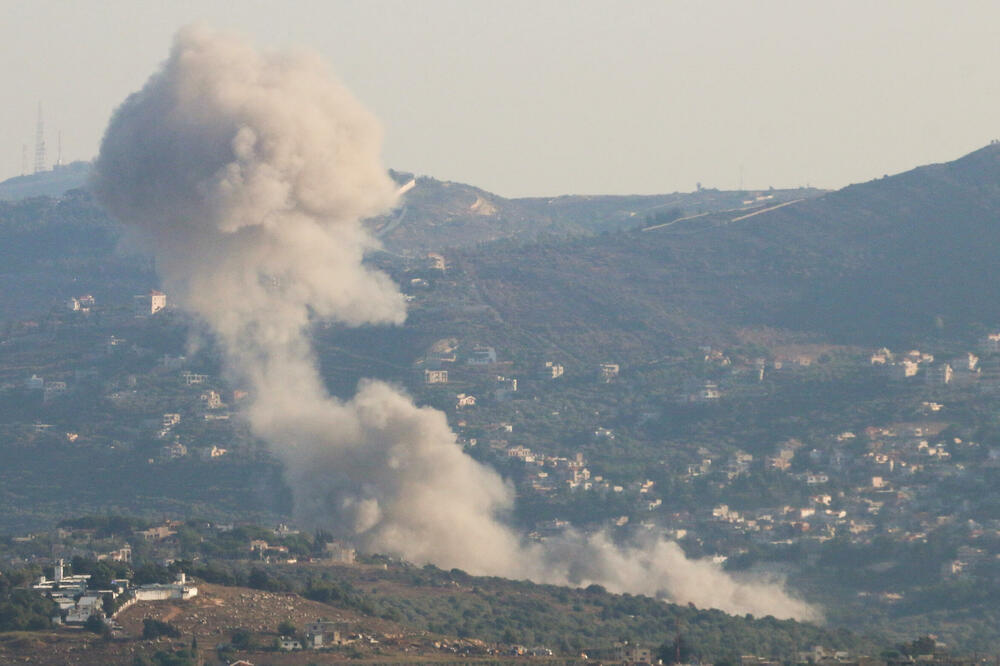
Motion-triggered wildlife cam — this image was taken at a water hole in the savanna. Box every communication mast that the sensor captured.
[34,102,47,174]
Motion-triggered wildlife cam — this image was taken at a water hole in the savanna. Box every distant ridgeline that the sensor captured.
[0,161,90,201]
[0,187,153,322]
[3,145,1000,349]
[372,168,823,253]
[453,143,1000,349]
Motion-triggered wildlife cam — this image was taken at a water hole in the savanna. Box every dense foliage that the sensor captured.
[142,618,181,640]
[0,573,55,631]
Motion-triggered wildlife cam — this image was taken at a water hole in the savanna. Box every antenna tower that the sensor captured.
[33,103,47,174]
[56,131,62,168]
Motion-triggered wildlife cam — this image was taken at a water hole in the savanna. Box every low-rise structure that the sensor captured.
[134,573,198,601]
[424,369,448,384]
[134,289,167,317]
[467,346,497,365]
[598,363,619,382]
[306,620,350,648]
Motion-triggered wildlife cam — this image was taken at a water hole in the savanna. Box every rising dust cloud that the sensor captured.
[92,25,818,621]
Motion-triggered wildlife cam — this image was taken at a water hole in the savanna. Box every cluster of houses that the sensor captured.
[872,348,980,387]
[870,336,1000,391]
[665,418,1000,580]
[505,447,610,493]
[471,334,1000,580]
[32,559,196,628]
[64,287,166,319]
[8,518,364,577]
[502,445,663,515]
[22,373,68,403]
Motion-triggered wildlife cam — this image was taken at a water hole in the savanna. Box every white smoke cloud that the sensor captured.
[93,25,819,622]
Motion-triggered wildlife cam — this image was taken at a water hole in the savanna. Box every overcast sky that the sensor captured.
[3,0,999,197]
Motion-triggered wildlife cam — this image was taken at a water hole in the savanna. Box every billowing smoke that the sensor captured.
[93,25,818,622]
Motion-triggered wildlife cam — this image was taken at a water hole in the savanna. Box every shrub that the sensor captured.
[142,618,181,640]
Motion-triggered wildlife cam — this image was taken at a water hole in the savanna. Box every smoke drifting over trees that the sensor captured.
[92,25,817,621]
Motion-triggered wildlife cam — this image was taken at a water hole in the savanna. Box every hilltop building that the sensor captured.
[598,363,619,382]
[134,572,198,601]
[134,289,166,317]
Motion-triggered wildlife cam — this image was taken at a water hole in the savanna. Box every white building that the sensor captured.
[424,369,448,384]
[65,594,104,624]
[200,390,224,409]
[278,637,303,651]
[134,290,167,317]
[181,371,208,385]
[694,381,721,402]
[981,333,1000,353]
[307,620,349,648]
[323,541,356,564]
[598,363,619,382]
[467,346,497,365]
[888,359,919,379]
[134,573,198,601]
[197,445,228,461]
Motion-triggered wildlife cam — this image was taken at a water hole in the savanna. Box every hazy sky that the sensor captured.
[3,0,999,197]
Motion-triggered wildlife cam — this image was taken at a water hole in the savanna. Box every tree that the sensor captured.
[230,627,253,649]
[247,568,272,591]
[86,562,116,590]
[143,618,181,640]
[0,586,57,631]
[277,619,297,637]
[133,564,173,586]
[84,613,105,634]
[659,634,695,664]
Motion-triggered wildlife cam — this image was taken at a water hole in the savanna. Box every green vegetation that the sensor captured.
[5,146,1000,657]
[133,650,196,666]
[0,573,55,632]
[142,618,181,640]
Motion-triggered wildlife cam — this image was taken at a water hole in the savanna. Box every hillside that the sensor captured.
[0,162,90,201]
[440,143,1000,358]
[4,147,1000,658]
[0,164,820,255]
[372,169,821,253]
[0,188,153,322]
[0,567,879,664]
[3,146,1000,437]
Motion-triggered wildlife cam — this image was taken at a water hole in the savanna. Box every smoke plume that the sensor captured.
[93,25,818,622]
